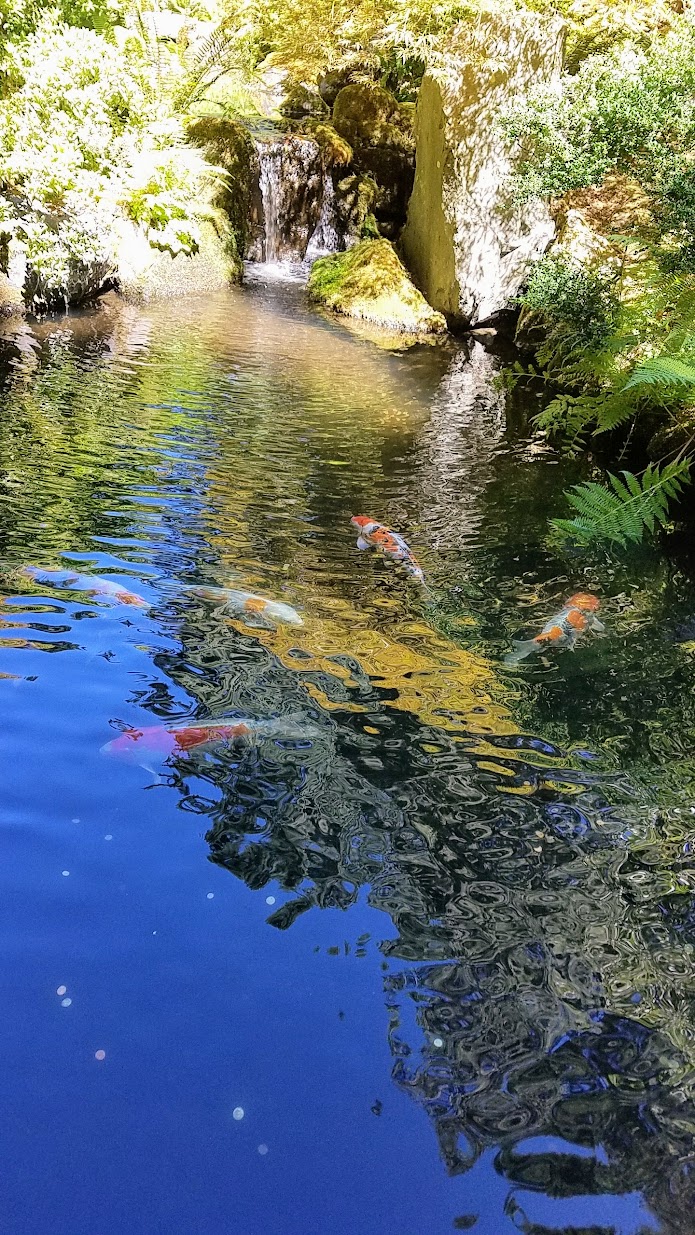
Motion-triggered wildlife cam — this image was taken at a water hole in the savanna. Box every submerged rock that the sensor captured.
[401,8,564,326]
[308,239,447,334]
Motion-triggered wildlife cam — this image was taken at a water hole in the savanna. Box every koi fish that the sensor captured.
[184,585,303,627]
[350,516,424,582]
[101,713,319,772]
[505,593,604,665]
[21,566,148,608]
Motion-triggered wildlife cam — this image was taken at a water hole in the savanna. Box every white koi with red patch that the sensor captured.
[185,585,303,626]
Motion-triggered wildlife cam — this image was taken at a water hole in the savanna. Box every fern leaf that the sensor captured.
[550,460,691,547]
[623,356,695,391]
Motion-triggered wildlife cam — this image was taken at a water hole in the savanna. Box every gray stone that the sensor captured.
[401,9,564,326]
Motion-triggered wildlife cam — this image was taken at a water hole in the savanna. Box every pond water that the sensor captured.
[1,280,695,1235]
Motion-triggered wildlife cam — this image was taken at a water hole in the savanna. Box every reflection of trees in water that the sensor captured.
[148,612,695,1234]
[414,342,507,556]
[19,297,694,1231]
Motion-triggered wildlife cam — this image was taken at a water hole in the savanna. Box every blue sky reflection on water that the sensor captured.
[0,285,692,1234]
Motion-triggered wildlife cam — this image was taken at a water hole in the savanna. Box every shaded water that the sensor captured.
[1,284,695,1234]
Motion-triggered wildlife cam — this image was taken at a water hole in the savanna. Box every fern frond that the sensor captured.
[623,355,695,391]
[593,389,639,433]
[174,20,255,109]
[550,460,691,547]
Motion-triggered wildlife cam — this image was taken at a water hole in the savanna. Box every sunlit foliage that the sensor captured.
[0,13,214,305]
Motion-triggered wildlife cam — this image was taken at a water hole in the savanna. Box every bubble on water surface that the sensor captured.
[95,1050,106,1061]
[433,1037,444,1048]
[56,985,67,997]
[258,1144,268,1155]
[61,998,72,1008]
[233,1107,244,1121]
[61,870,70,877]
[206,892,214,899]
[104,834,113,841]
[266,896,276,905]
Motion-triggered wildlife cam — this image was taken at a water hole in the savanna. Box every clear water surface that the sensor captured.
[1,280,695,1235]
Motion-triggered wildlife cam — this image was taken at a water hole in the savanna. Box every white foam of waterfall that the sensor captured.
[306,173,341,260]
[258,141,283,263]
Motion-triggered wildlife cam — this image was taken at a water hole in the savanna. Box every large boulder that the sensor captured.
[308,238,446,334]
[332,83,415,238]
[332,83,413,152]
[401,9,565,326]
[115,219,233,302]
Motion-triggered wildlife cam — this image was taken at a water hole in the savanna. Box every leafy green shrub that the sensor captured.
[506,13,695,267]
[520,255,619,351]
[0,15,212,306]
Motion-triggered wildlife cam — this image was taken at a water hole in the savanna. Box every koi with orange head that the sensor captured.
[350,516,425,582]
[505,593,605,665]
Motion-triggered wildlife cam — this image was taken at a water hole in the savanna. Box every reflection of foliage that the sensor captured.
[4,293,695,1233]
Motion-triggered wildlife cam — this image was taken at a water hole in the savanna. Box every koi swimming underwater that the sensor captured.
[350,517,424,582]
[505,593,605,665]
[184,585,303,626]
[21,566,148,608]
[101,714,319,772]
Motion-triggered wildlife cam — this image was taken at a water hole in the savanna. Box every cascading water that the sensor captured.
[248,132,346,269]
[257,141,283,263]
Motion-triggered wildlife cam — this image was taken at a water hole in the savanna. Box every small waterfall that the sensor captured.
[305,172,341,261]
[249,132,346,268]
[257,141,283,263]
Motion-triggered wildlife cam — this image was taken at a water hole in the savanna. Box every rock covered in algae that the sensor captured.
[332,83,414,154]
[187,116,258,277]
[308,239,446,335]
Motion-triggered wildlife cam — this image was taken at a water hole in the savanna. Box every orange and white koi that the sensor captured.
[21,566,148,608]
[350,516,424,582]
[184,585,303,626]
[101,713,319,771]
[505,593,604,665]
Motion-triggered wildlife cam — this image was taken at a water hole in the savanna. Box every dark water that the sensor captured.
[1,283,695,1235]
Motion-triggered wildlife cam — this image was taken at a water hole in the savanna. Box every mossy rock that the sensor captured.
[187,116,257,277]
[332,83,414,154]
[300,121,353,167]
[280,83,329,121]
[308,238,447,334]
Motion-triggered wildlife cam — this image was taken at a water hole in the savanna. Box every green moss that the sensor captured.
[187,116,256,279]
[301,121,353,167]
[332,82,414,153]
[308,238,447,334]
